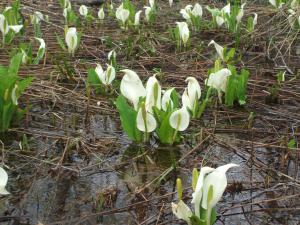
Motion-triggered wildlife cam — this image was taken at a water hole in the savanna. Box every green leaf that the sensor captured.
[87,68,102,94]
[115,95,142,142]
[56,33,67,51]
[288,139,296,149]
[8,53,23,76]
[210,208,217,225]
[156,110,175,144]
[33,47,45,65]
[190,215,204,225]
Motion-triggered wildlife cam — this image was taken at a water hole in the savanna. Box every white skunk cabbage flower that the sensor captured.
[95,64,115,85]
[35,37,46,61]
[176,22,189,46]
[191,167,215,218]
[63,8,68,20]
[169,107,190,131]
[192,3,203,18]
[8,25,23,33]
[65,27,78,55]
[21,49,29,64]
[79,5,88,17]
[182,77,201,112]
[120,69,146,110]
[180,5,193,21]
[216,16,225,27]
[201,164,239,224]
[108,49,116,61]
[35,37,45,50]
[145,75,162,112]
[221,3,231,15]
[11,85,18,105]
[136,103,157,133]
[98,7,105,20]
[0,14,9,36]
[116,4,130,25]
[253,13,258,27]
[149,0,155,9]
[134,10,142,26]
[171,200,193,225]
[63,0,72,10]
[162,88,174,111]
[0,167,9,195]
[236,3,246,23]
[269,0,284,8]
[208,40,224,61]
[144,6,152,22]
[169,0,173,7]
[206,68,231,93]
[31,11,44,25]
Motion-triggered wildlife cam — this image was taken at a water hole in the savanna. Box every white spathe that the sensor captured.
[104,64,116,85]
[108,49,116,61]
[144,6,152,22]
[65,27,78,54]
[269,0,284,8]
[0,167,9,195]
[31,11,44,25]
[0,14,9,36]
[169,107,190,131]
[221,3,230,15]
[136,105,157,132]
[79,5,88,17]
[63,0,72,10]
[176,22,189,46]
[116,4,130,25]
[149,0,155,9]
[191,167,215,218]
[206,68,231,93]
[9,25,23,33]
[208,40,224,61]
[192,3,203,18]
[180,5,193,21]
[169,0,173,7]
[201,163,239,210]
[120,69,146,110]
[162,88,174,111]
[182,77,201,111]
[98,7,105,20]
[95,64,115,85]
[134,10,142,26]
[253,13,258,27]
[11,85,18,105]
[35,37,46,49]
[145,75,162,112]
[236,3,246,23]
[171,200,193,225]
[63,8,68,19]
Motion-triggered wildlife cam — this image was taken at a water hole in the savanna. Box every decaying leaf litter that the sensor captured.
[0,0,299,224]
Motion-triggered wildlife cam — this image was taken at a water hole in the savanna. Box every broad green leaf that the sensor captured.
[87,68,102,94]
[156,110,175,144]
[115,95,142,142]
[8,53,23,76]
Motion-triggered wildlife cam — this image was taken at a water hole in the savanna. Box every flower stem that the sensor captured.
[206,206,212,225]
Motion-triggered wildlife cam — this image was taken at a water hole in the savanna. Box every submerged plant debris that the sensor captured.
[0,0,299,224]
